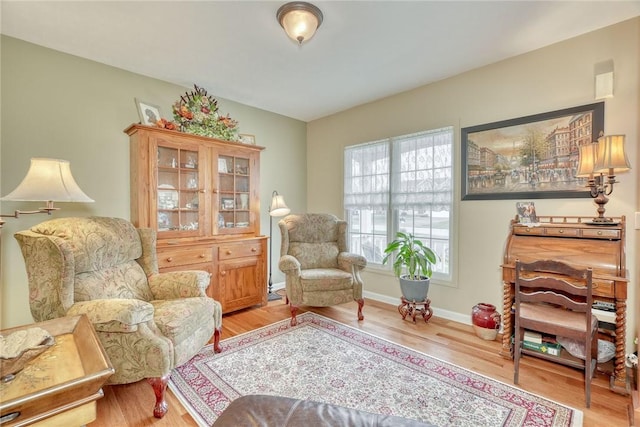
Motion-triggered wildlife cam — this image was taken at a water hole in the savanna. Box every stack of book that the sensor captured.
[521,330,562,356]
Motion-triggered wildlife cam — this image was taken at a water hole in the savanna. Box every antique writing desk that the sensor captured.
[501,215,628,392]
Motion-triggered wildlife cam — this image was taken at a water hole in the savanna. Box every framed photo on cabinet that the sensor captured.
[239,134,256,145]
[135,98,162,126]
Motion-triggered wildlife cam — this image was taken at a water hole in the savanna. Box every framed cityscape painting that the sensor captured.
[461,102,604,200]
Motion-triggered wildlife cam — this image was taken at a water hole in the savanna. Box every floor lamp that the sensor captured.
[268,190,290,301]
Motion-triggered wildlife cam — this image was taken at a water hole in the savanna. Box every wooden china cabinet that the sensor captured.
[125,124,267,313]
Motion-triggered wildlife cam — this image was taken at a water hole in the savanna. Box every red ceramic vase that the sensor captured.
[471,303,501,340]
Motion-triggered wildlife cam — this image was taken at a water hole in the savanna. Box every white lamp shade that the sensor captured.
[594,135,631,174]
[269,194,290,217]
[277,2,323,45]
[576,143,598,178]
[1,158,94,203]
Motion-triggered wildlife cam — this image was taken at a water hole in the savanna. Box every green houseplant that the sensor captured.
[382,231,437,302]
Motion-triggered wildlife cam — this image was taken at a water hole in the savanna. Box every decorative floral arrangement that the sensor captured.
[171,85,239,142]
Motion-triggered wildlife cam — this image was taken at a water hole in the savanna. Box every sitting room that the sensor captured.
[1,2,639,426]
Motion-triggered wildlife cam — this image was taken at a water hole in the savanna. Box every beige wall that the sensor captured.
[0,36,307,328]
[308,18,639,349]
[2,19,639,352]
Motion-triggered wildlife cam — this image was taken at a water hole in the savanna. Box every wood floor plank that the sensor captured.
[88,298,634,426]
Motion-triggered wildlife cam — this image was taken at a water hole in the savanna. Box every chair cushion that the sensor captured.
[75,260,153,302]
[285,214,341,243]
[30,216,143,273]
[300,268,353,292]
[290,242,339,269]
[520,302,598,334]
[152,297,216,345]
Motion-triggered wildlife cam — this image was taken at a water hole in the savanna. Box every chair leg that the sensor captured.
[213,327,222,353]
[356,298,364,321]
[513,328,521,384]
[147,374,170,418]
[585,332,598,408]
[290,304,299,326]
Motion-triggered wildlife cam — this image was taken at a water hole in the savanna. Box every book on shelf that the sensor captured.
[592,307,616,325]
[523,330,542,344]
[522,340,562,356]
[511,334,562,356]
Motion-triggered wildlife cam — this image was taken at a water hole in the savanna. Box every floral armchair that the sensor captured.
[278,213,366,326]
[14,216,222,419]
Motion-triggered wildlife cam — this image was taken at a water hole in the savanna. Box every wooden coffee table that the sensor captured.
[0,315,114,426]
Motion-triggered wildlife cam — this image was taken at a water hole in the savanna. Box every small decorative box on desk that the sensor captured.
[0,315,114,427]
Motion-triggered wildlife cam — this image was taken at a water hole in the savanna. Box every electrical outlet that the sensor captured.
[635,212,640,229]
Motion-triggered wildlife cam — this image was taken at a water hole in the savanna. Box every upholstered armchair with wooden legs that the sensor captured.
[278,213,366,326]
[513,259,597,408]
[14,216,222,419]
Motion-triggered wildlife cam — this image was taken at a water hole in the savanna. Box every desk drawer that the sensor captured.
[514,226,544,236]
[593,279,614,297]
[219,241,262,260]
[582,228,621,239]
[158,247,212,268]
[544,227,579,237]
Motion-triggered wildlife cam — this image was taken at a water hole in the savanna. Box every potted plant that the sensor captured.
[382,231,437,302]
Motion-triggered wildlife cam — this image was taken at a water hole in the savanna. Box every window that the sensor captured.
[344,127,453,280]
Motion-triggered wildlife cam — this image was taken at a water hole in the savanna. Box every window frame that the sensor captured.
[344,126,455,285]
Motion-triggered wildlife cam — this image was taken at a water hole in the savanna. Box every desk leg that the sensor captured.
[500,280,513,358]
[610,299,628,394]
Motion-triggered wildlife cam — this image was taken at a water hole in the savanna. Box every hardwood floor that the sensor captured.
[89,298,635,426]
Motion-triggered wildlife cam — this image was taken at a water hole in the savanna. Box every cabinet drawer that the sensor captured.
[158,247,212,268]
[582,228,620,239]
[219,242,262,260]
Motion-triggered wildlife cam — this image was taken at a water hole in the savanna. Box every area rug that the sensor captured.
[169,312,582,426]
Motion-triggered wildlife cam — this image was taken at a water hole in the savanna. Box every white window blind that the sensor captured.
[344,126,453,278]
[344,140,389,210]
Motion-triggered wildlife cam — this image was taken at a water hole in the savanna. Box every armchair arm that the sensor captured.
[148,270,211,300]
[279,255,303,303]
[338,252,367,271]
[279,255,301,275]
[66,299,154,333]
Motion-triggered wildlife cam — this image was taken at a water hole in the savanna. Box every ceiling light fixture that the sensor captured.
[276,2,323,45]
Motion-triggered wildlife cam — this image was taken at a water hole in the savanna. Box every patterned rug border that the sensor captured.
[169,312,583,427]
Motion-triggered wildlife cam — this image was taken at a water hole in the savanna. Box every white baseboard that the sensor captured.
[270,282,472,326]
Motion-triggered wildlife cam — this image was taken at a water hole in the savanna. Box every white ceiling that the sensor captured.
[2,1,640,122]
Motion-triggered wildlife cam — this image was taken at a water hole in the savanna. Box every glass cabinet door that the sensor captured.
[217,154,251,232]
[156,146,202,234]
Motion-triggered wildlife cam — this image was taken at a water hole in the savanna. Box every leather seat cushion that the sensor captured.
[213,394,435,427]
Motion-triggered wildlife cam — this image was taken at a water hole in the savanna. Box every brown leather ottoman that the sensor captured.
[212,394,436,426]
